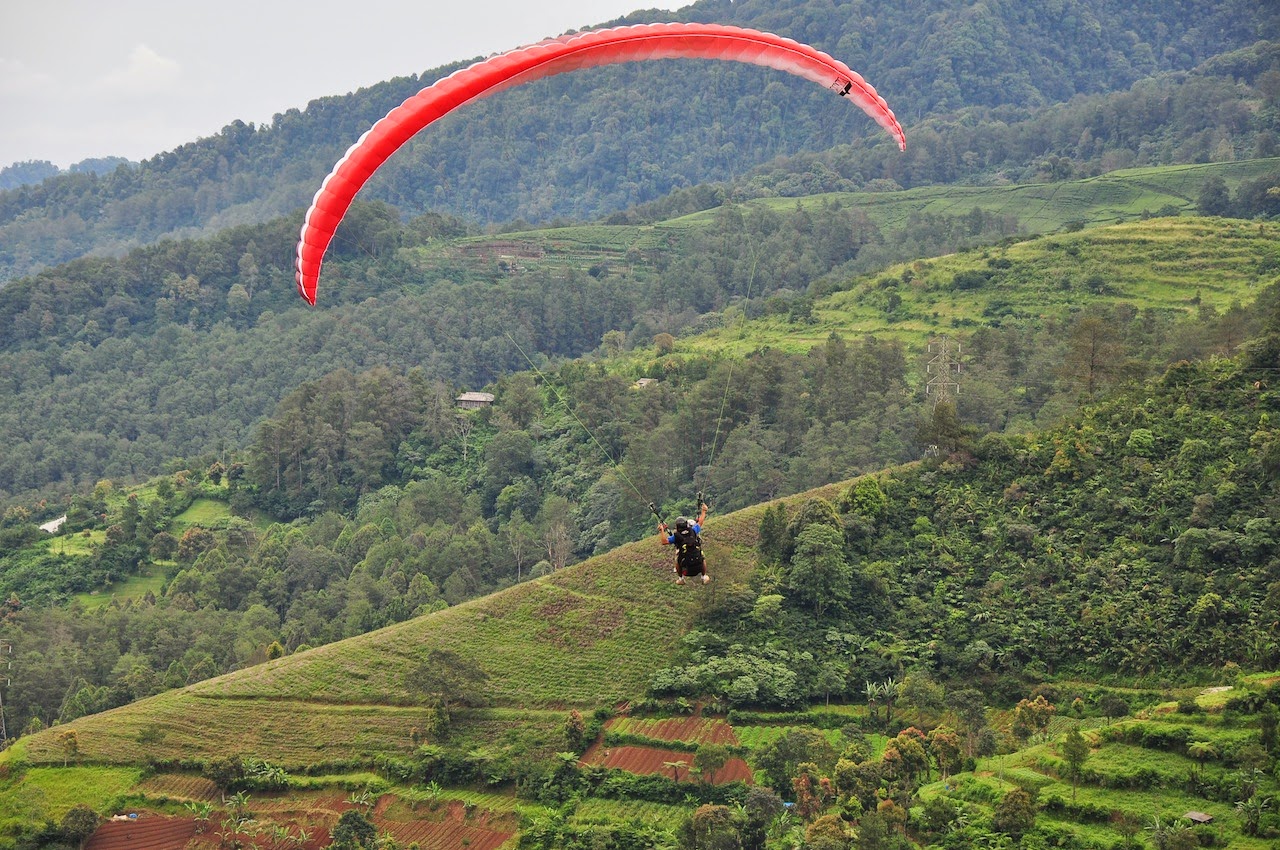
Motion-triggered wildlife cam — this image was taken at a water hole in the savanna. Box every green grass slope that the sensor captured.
[7,483,841,770]
[682,214,1280,357]
[408,158,1280,283]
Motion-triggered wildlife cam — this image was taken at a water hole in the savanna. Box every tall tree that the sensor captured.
[1062,311,1126,398]
[787,524,852,618]
[1061,727,1090,801]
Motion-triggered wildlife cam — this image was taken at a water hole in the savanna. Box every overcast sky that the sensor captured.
[0,0,683,169]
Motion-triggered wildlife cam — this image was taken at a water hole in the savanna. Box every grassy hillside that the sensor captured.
[669,214,1280,358]
[420,157,1280,283]
[917,689,1280,850]
[9,347,1280,844]
[689,158,1280,233]
[6,484,839,770]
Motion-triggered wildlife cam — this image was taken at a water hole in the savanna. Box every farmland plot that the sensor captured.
[137,773,219,802]
[607,714,739,745]
[85,815,196,850]
[581,744,752,784]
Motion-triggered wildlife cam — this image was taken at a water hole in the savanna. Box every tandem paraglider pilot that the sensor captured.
[659,501,709,585]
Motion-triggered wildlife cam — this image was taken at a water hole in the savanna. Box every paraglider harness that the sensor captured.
[652,497,707,578]
[670,524,705,577]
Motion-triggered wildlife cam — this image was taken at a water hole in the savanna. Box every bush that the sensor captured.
[726,709,848,729]
[1041,793,1114,824]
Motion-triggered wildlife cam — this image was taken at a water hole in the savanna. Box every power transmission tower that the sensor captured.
[926,335,962,409]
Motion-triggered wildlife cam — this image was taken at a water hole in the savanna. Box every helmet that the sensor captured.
[675,516,689,530]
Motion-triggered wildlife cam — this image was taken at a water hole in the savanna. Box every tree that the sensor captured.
[542,520,572,572]
[498,372,541,429]
[1098,693,1130,724]
[1012,694,1056,743]
[176,526,217,562]
[1187,739,1218,774]
[56,729,79,766]
[833,758,881,814]
[787,524,852,618]
[850,811,895,850]
[876,799,908,838]
[663,758,688,781]
[804,814,851,850]
[899,671,944,713]
[1236,794,1269,837]
[992,786,1037,840]
[878,678,901,731]
[694,742,731,784]
[814,660,847,706]
[1062,311,1126,398]
[404,649,489,742]
[1148,816,1198,850]
[504,511,537,582]
[757,502,790,565]
[1112,812,1141,850]
[60,805,100,849]
[926,726,963,781]
[792,762,834,821]
[881,732,927,791]
[917,399,973,455]
[1060,727,1090,801]
[149,530,178,561]
[919,795,960,839]
[1197,175,1231,216]
[330,809,378,850]
[204,755,245,791]
[741,787,785,850]
[1259,703,1278,753]
[563,710,587,752]
[684,804,742,850]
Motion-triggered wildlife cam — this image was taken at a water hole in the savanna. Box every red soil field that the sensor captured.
[384,818,511,850]
[86,815,331,850]
[382,799,513,850]
[582,744,753,784]
[84,797,511,850]
[85,816,196,850]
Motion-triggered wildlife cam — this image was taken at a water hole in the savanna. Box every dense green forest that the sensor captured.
[4,164,1279,512]
[0,0,1277,282]
[0,210,1275,748]
[6,303,1280,849]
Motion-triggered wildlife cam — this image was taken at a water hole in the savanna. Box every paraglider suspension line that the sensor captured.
[504,331,651,507]
[700,229,759,492]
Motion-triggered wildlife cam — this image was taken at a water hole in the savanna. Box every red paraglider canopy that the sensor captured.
[296,22,906,304]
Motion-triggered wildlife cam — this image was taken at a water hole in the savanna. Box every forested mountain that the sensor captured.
[6,343,1280,848]
[0,0,1276,282]
[3,169,1277,511]
[1,210,1276,742]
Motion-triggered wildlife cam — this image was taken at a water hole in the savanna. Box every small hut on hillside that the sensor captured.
[456,391,495,410]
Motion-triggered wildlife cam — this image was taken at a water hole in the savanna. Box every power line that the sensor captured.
[0,641,11,746]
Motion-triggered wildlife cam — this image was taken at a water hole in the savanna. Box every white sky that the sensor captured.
[0,0,683,169]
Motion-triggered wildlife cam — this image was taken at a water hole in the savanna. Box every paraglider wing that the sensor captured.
[296,22,906,304]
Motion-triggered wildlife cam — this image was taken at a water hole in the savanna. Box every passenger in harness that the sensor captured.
[659,501,709,585]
